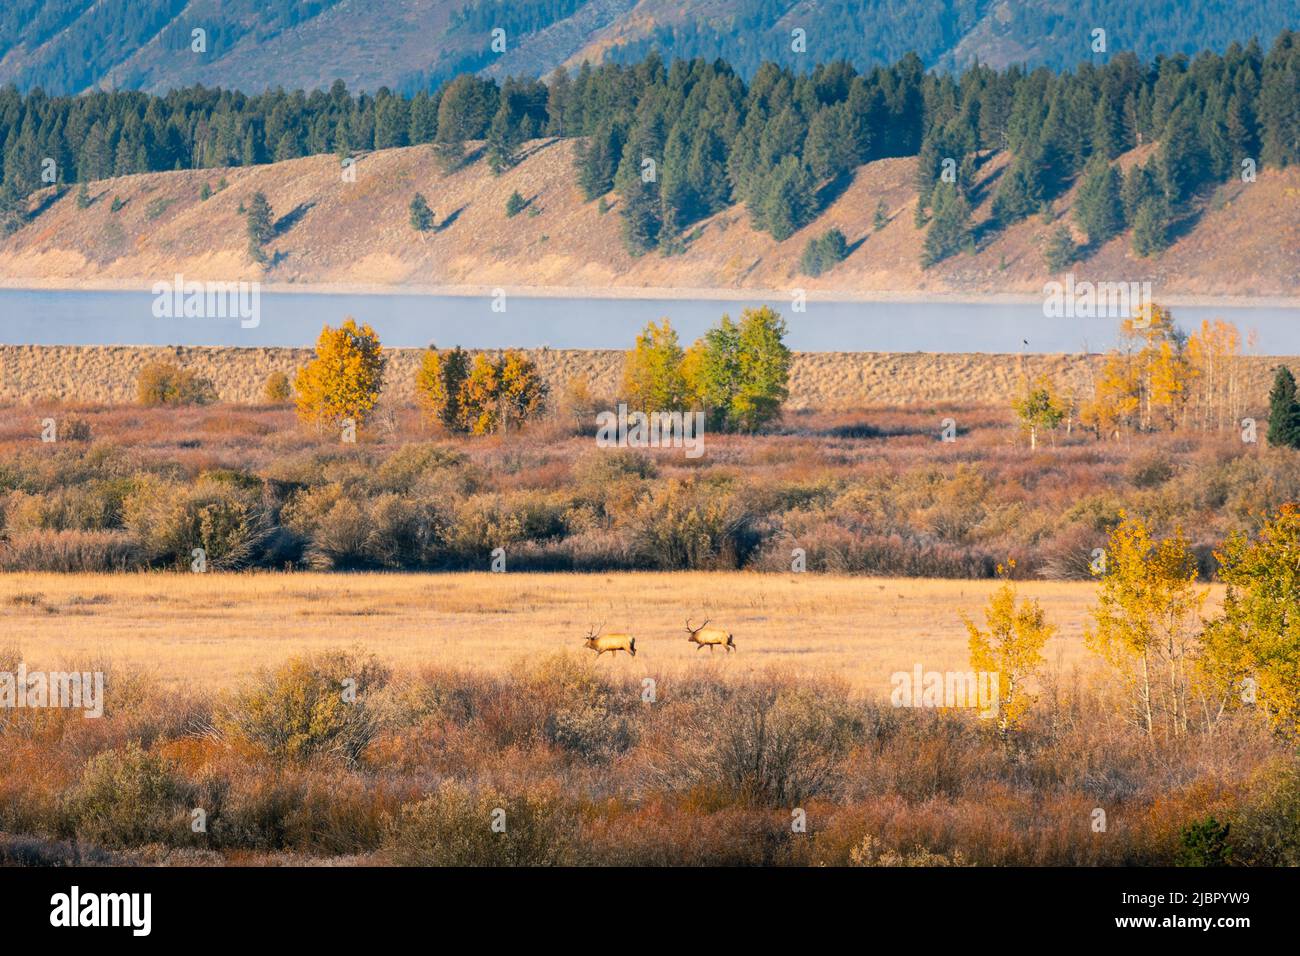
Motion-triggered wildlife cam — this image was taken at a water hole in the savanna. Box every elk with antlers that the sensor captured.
[685,618,735,653]
[582,623,637,658]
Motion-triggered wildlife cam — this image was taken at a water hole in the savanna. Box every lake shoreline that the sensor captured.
[2,277,1298,311]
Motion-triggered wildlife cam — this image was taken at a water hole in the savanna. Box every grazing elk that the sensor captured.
[685,618,735,653]
[582,624,636,658]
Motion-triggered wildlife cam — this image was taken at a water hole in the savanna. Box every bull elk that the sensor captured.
[582,624,636,658]
[685,618,735,653]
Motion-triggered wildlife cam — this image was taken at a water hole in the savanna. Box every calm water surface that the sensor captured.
[1,289,1298,353]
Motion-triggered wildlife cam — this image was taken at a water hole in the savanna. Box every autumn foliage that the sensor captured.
[294,318,387,429]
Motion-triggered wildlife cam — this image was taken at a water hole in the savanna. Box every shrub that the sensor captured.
[631,478,746,569]
[67,742,189,847]
[383,781,573,865]
[1233,764,1300,865]
[281,483,372,568]
[56,416,92,441]
[281,483,446,568]
[646,681,865,805]
[1129,453,1176,488]
[136,361,217,406]
[1176,816,1232,866]
[3,483,126,533]
[222,651,391,764]
[445,491,568,561]
[263,370,291,402]
[848,835,968,867]
[123,475,272,569]
[0,530,144,572]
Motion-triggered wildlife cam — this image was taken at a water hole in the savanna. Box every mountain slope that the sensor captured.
[2,139,1295,298]
[0,0,1295,94]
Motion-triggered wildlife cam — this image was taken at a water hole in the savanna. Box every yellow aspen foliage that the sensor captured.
[497,349,549,428]
[1085,514,1206,740]
[293,318,386,428]
[414,345,470,431]
[1011,374,1067,449]
[1148,338,1191,428]
[458,353,502,435]
[622,319,687,411]
[1081,351,1140,438]
[1204,505,1300,738]
[1186,319,1243,431]
[455,350,548,435]
[964,562,1055,736]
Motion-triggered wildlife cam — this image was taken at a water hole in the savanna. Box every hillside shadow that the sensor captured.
[27,188,66,220]
[967,160,1005,209]
[815,170,855,210]
[274,201,315,236]
[438,205,467,231]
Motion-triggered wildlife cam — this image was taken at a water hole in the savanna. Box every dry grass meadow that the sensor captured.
[0,570,1125,691]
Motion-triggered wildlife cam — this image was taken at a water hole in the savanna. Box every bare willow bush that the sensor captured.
[220,651,391,765]
[136,361,217,406]
[383,781,573,866]
[0,529,144,572]
[630,477,748,569]
[66,742,191,848]
[123,474,273,568]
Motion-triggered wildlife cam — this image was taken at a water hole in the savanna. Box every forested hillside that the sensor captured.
[0,0,1296,95]
[2,35,1298,272]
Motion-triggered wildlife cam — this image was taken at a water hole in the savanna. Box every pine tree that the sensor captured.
[991,151,1044,224]
[1160,103,1211,205]
[487,101,522,174]
[873,199,889,231]
[759,157,817,241]
[1044,224,1075,271]
[1266,366,1300,448]
[409,193,434,231]
[246,191,274,262]
[1073,156,1125,247]
[575,122,621,200]
[921,183,971,267]
[1131,197,1171,257]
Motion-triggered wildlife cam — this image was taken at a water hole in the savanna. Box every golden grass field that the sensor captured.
[0,570,1227,692]
[4,344,1299,409]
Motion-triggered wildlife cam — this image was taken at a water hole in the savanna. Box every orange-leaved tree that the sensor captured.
[294,318,386,430]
